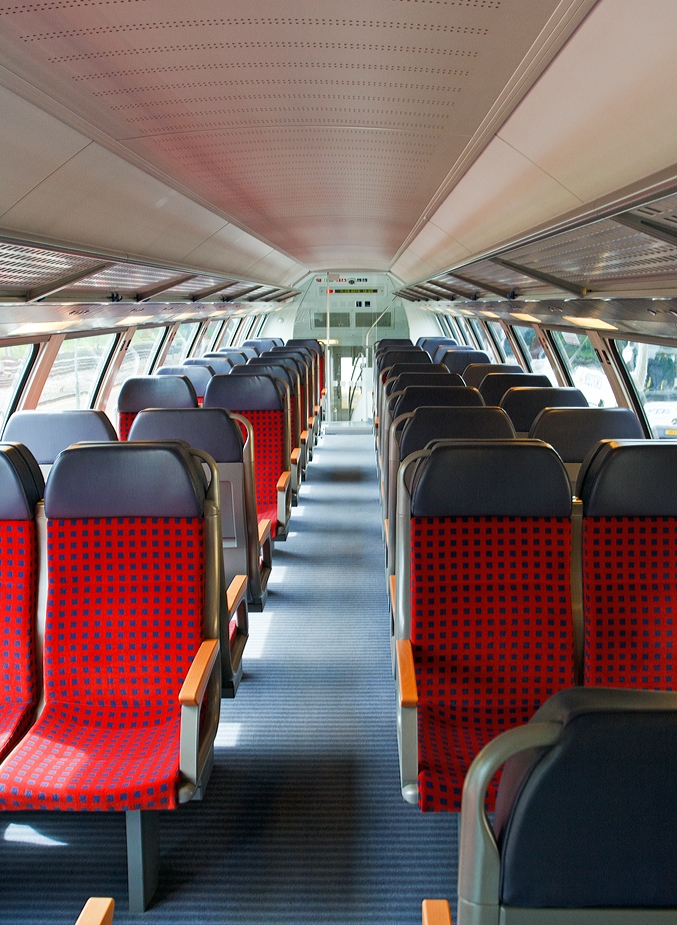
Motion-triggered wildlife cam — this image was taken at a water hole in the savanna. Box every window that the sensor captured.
[0,342,37,430]
[486,321,519,363]
[445,315,470,344]
[104,326,166,420]
[615,338,677,438]
[221,317,241,347]
[355,312,391,328]
[313,312,350,329]
[512,326,558,384]
[37,333,117,410]
[164,322,200,365]
[192,319,223,357]
[468,319,497,360]
[551,330,617,408]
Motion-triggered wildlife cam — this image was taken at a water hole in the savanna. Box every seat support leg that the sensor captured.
[126,809,159,913]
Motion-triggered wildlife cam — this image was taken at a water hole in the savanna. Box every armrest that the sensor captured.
[396,639,418,708]
[301,429,310,443]
[258,518,272,547]
[308,415,315,429]
[422,899,452,925]
[227,573,248,617]
[179,638,220,707]
[389,573,396,612]
[291,447,301,464]
[384,517,389,550]
[277,471,291,492]
[75,898,115,925]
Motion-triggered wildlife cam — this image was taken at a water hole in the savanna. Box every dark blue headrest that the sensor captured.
[288,339,322,355]
[530,407,644,462]
[231,363,294,390]
[388,375,464,410]
[375,339,412,353]
[440,349,491,374]
[156,365,213,396]
[479,373,552,407]
[44,442,206,518]
[118,376,198,413]
[128,408,243,463]
[495,687,677,909]
[384,364,446,388]
[418,337,458,352]
[577,439,677,515]
[270,346,312,360]
[269,337,284,346]
[378,350,428,372]
[500,387,588,432]
[204,373,283,411]
[210,350,246,366]
[236,347,258,360]
[0,443,44,518]
[3,410,117,465]
[253,355,303,378]
[400,406,515,460]
[410,440,571,517]
[264,350,309,372]
[243,339,276,354]
[462,363,524,389]
[431,344,474,363]
[393,386,484,418]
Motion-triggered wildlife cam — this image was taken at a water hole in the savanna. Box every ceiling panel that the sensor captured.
[0,241,104,291]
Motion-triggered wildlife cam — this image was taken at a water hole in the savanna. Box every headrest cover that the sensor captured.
[578,440,677,515]
[186,356,233,374]
[156,365,213,395]
[0,443,44,518]
[288,339,321,355]
[440,348,491,374]
[530,407,644,462]
[44,442,205,518]
[500,387,588,432]
[410,440,571,517]
[378,349,429,371]
[431,344,474,363]
[118,376,198,413]
[210,350,246,366]
[231,363,294,389]
[384,363,447,386]
[204,373,283,411]
[394,386,483,418]
[243,339,276,353]
[3,410,117,464]
[251,355,302,378]
[387,373,462,405]
[462,363,524,389]
[479,373,552,406]
[418,337,457,351]
[129,408,243,463]
[400,406,515,460]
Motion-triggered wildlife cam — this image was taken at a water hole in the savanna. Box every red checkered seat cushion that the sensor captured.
[117,411,137,441]
[233,410,285,536]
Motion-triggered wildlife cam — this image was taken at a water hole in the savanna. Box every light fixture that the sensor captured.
[562,316,618,330]
[480,310,500,318]
[510,312,540,323]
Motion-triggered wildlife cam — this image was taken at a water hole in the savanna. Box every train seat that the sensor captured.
[576,439,677,690]
[0,441,224,912]
[439,349,491,375]
[0,444,43,763]
[287,339,324,425]
[499,386,588,435]
[529,406,645,483]
[210,350,247,365]
[204,374,292,540]
[116,376,197,440]
[3,410,117,476]
[417,337,458,354]
[377,349,429,378]
[461,363,524,389]
[394,440,574,810]
[235,347,259,361]
[185,356,233,375]
[242,338,277,354]
[263,349,316,457]
[456,687,677,925]
[376,363,449,436]
[383,367,453,400]
[431,344,475,364]
[156,364,213,403]
[479,372,552,407]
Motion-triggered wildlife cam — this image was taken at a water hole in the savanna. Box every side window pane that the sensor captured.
[616,338,677,438]
[192,320,222,357]
[513,326,558,384]
[469,319,497,360]
[0,343,36,429]
[221,317,240,347]
[105,326,166,421]
[37,334,117,410]
[551,331,617,407]
[164,322,200,365]
[487,321,519,363]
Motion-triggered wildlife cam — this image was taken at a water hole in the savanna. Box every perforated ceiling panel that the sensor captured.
[0,242,104,290]
[0,0,572,269]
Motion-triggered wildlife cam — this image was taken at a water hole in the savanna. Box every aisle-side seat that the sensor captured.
[117,376,198,440]
[417,336,458,354]
[210,349,248,365]
[185,356,233,374]
[0,444,43,763]
[461,363,523,389]
[577,439,677,691]
[156,364,213,404]
[0,442,225,912]
[394,440,574,810]
[439,349,491,375]
[530,406,645,483]
[379,370,457,469]
[129,407,270,611]
[256,352,312,469]
[456,687,677,925]
[499,386,588,435]
[242,338,277,354]
[376,363,449,439]
[269,347,317,449]
[479,372,551,407]
[431,344,474,364]
[3,410,117,477]
[204,374,292,539]
[287,339,324,430]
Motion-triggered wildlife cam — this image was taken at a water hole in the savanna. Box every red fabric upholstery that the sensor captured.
[411,515,574,811]
[234,410,285,538]
[0,520,38,761]
[583,516,676,690]
[0,516,205,811]
[117,411,137,441]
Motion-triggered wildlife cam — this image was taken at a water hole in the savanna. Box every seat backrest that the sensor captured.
[399,406,516,460]
[392,385,484,418]
[3,410,117,471]
[377,348,428,373]
[375,338,412,354]
[577,439,677,690]
[500,386,588,433]
[242,339,276,354]
[232,362,299,444]
[212,350,247,365]
[479,372,551,407]
[439,348,490,374]
[156,364,213,401]
[186,356,234,374]
[431,344,474,364]
[462,363,524,389]
[235,346,258,360]
[117,375,198,440]
[384,369,456,398]
[418,337,458,353]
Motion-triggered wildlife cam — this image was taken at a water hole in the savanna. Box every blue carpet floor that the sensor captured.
[0,433,457,924]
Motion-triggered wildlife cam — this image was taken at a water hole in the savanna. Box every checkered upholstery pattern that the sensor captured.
[0,515,205,811]
[411,515,574,811]
[0,520,38,761]
[117,411,137,442]
[583,516,676,690]
[233,410,285,537]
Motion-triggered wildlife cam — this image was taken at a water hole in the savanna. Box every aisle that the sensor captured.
[0,433,457,924]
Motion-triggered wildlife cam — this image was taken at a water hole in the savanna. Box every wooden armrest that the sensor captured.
[314,404,320,415]
[258,519,272,545]
[374,415,379,428]
[389,573,396,611]
[308,415,315,429]
[179,638,220,707]
[75,898,115,925]
[422,899,452,925]
[291,447,301,464]
[277,471,291,492]
[396,639,418,708]
[227,573,248,615]
[300,429,309,443]
[384,517,389,549]
[321,387,326,396]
